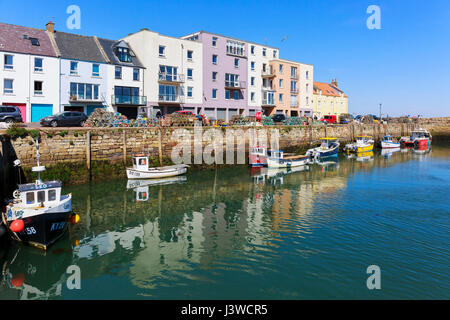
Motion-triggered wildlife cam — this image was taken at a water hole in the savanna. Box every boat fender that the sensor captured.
[10,220,24,233]
[70,213,80,225]
[11,273,25,287]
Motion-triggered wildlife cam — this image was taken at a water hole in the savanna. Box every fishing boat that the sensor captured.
[1,139,78,250]
[266,150,310,168]
[126,154,188,179]
[344,135,374,154]
[306,138,340,161]
[400,128,432,149]
[249,146,267,167]
[380,135,400,149]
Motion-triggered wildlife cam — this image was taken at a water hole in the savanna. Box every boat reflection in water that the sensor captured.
[381,147,401,159]
[251,165,310,186]
[345,151,374,162]
[126,176,188,202]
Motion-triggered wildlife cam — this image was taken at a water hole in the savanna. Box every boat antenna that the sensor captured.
[32,138,46,185]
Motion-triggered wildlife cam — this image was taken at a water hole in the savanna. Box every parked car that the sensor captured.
[320,115,337,124]
[0,106,23,123]
[339,113,352,124]
[40,111,88,127]
[175,110,195,116]
[272,114,286,123]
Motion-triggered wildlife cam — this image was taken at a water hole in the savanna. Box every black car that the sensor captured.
[40,111,88,127]
[0,106,23,123]
[272,113,286,123]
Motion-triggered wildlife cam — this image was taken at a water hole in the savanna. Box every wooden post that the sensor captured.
[123,130,127,165]
[86,131,91,171]
[158,128,163,166]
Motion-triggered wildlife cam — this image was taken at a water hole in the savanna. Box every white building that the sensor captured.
[0,22,60,122]
[298,62,314,117]
[247,43,279,115]
[123,29,203,116]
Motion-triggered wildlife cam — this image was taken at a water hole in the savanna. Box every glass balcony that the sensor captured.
[158,94,185,103]
[112,95,147,106]
[225,80,246,89]
[158,73,185,83]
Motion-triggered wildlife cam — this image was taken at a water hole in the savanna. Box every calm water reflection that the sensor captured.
[1,145,449,299]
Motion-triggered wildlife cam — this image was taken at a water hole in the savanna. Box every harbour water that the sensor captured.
[0,144,449,300]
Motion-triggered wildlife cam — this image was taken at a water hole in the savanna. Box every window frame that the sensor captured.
[34,57,43,72]
[70,61,78,75]
[4,55,14,70]
[3,79,13,94]
[92,64,100,77]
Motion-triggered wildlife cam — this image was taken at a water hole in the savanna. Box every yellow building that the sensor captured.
[312,79,348,118]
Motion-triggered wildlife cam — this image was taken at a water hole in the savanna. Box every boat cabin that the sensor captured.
[411,130,430,140]
[267,150,284,159]
[383,135,393,141]
[356,135,373,144]
[17,181,63,208]
[320,138,338,149]
[250,146,267,155]
[135,186,149,202]
[132,154,149,171]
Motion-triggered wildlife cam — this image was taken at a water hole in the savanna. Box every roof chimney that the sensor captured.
[331,78,338,87]
[46,21,55,33]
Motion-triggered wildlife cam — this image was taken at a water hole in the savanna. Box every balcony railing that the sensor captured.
[261,69,275,77]
[225,80,246,89]
[262,98,276,106]
[290,101,299,108]
[158,73,185,83]
[290,87,299,94]
[158,94,185,103]
[70,95,102,103]
[290,73,299,79]
[262,86,275,91]
[112,95,147,106]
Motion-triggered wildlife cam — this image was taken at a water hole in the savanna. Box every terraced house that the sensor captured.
[312,79,348,118]
[49,23,109,116]
[0,22,59,122]
[124,29,203,117]
[182,31,248,121]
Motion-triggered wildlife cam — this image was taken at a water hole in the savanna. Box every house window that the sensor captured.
[290,95,297,107]
[262,48,266,57]
[212,71,217,82]
[92,64,100,77]
[233,91,239,100]
[279,79,283,88]
[251,45,255,55]
[306,71,309,79]
[225,73,239,87]
[70,83,100,100]
[4,55,13,69]
[3,79,13,94]
[133,68,140,81]
[187,86,193,98]
[212,37,218,47]
[212,89,217,99]
[306,83,309,92]
[159,45,166,57]
[306,97,309,105]
[115,66,122,79]
[273,50,277,58]
[29,38,40,46]
[251,61,255,70]
[251,92,255,102]
[34,81,43,95]
[226,40,245,56]
[159,65,178,81]
[117,47,132,62]
[279,93,283,102]
[70,61,78,75]
[187,68,193,80]
[290,67,297,78]
[279,64,283,73]
[212,54,218,65]
[251,77,255,86]
[34,58,43,72]
[234,58,239,68]
[225,90,230,100]
[291,81,297,92]
[187,50,193,60]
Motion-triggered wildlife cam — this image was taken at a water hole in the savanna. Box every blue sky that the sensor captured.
[1,0,449,117]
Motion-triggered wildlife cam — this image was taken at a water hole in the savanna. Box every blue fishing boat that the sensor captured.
[306,138,340,161]
[381,135,400,149]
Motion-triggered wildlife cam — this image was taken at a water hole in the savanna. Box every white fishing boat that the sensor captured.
[380,135,400,149]
[126,154,188,179]
[266,150,310,168]
[1,139,78,250]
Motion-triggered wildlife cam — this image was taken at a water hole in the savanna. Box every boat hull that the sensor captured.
[4,211,73,250]
[307,145,339,159]
[249,154,267,167]
[126,165,188,179]
[381,141,401,149]
[345,144,373,153]
[266,156,309,168]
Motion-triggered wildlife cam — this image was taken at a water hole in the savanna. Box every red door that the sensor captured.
[3,103,26,122]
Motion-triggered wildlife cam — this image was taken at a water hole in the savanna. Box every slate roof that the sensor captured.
[97,38,144,68]
[0,22,57,57]
[313,81,347,98]
[53,31,106,63]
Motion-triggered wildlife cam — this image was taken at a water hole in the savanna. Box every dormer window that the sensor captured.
[30,38,40,46]
[116,47,132,62]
